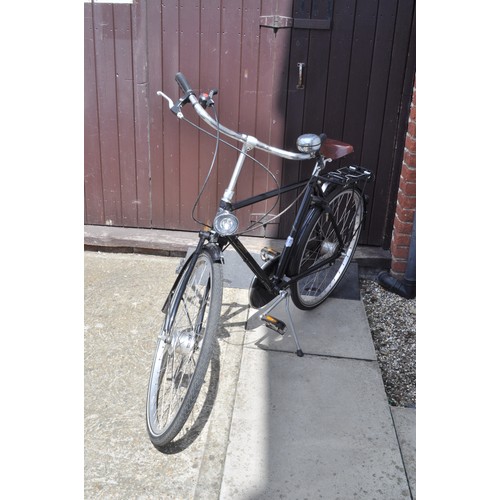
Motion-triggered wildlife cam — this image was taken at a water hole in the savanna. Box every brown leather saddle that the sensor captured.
[320,138,354,160]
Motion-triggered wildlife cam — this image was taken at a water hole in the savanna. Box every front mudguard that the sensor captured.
[161,243,223,314]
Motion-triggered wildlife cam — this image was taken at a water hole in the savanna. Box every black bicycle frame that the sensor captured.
[220,166,344,294]
[182,158,356,303]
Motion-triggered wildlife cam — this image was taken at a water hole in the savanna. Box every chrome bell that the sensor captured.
[296,133,321,153]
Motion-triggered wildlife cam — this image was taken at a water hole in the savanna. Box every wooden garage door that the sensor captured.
[84,0,415,247]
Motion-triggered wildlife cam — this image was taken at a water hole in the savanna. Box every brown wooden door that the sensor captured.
[84,0,415,247]
[279,0,416,247]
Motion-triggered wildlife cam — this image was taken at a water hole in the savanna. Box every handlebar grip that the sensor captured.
[175,72,193,95]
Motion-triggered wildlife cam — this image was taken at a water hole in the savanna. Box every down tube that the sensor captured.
[226,236,278,294]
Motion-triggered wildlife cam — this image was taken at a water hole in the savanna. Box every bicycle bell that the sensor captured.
[296,133,321,153]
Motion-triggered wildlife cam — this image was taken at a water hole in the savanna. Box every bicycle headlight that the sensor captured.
[213,209,239,235]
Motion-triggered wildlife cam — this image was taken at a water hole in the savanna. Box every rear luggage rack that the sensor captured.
[323,165,373,186]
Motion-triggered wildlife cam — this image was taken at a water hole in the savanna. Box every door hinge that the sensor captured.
[259,15,331,31]
[259,15,294,30]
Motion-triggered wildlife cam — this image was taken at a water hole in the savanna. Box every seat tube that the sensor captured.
[275,161,322,278]
[274,178,315,278]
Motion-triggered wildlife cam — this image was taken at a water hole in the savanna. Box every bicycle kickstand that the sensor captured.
[260,290,304,357]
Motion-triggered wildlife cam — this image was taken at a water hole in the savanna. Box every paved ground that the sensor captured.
[84,249,415,499]
[85,252,248,499]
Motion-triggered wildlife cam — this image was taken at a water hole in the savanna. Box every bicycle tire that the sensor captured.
[146,249,223,450]
[289,187,364,310]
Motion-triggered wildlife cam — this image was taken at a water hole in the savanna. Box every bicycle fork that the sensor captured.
[259,290,304,357]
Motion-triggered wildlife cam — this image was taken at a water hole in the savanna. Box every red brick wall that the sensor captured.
[390,81,416,278]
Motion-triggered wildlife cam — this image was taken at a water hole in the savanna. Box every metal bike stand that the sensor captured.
[259,290,304,357]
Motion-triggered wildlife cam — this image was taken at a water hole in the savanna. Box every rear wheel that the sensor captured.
[146,249,222,450]
[289,187,364,310]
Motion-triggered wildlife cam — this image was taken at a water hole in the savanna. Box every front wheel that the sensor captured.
[146,249,222,450]
[289,187,364,310]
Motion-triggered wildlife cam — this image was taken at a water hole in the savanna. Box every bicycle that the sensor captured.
[146,72,373,451]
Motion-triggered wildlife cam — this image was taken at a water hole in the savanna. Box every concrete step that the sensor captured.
[84,225,391,275]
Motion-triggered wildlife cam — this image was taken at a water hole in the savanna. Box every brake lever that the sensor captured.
[157,91,184,118]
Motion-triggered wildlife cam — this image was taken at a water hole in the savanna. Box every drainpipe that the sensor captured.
[377,214,416,299]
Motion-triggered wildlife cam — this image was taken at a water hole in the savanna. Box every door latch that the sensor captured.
[297,62,305,89]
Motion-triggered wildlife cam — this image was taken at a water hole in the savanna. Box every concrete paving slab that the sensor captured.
[220,347,411,499]
[329,263,361,300]
[391,407,416,499]
[245,297,377,360]
[193,290,250,500]
[84,252,248,499]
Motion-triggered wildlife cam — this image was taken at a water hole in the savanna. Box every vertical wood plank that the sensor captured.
[324,0,356,141]
[162,0,181,228]
[236,0,262,231]
[131,0,151,227]
[341,0,378,166]
[251,23,275,236]
[197,0,221,227]
[114,3,138,226]
[178,1,201,230]
[84,3,105,225]
[93,3,123,226]
[302,0,331,136]
[147,0,165,228]
[252,0,293,237]
[359,0,398,244]
[217,0,243,218]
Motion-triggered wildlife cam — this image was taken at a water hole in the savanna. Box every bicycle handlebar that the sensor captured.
[159,72,314,162]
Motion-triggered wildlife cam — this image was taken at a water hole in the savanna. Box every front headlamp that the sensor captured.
[213,209,239,236]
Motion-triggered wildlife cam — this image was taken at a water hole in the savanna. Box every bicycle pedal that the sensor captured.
[260,246,280,262]
[261,314,286,335]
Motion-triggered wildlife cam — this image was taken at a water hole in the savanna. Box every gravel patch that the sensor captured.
[360,279,416,408]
